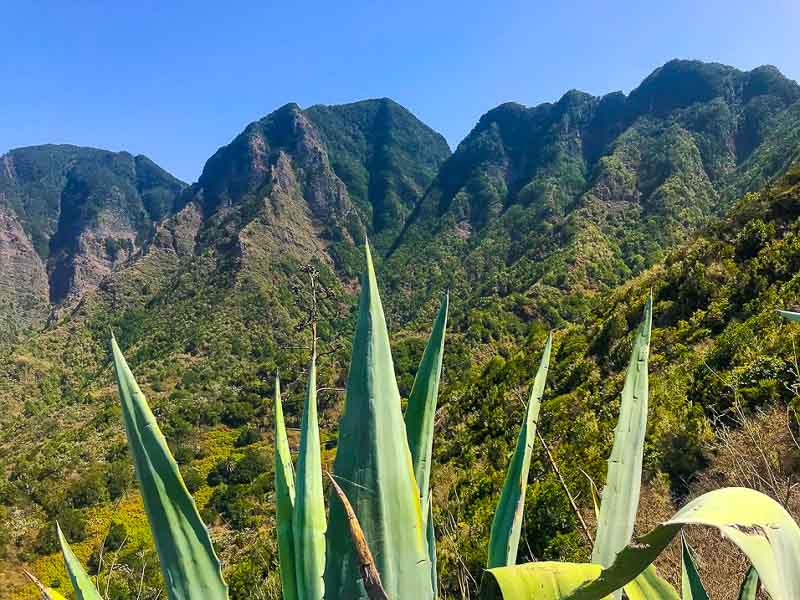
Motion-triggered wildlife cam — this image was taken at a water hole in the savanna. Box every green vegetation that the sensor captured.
[4,60,800,598]
[35,243,800,600]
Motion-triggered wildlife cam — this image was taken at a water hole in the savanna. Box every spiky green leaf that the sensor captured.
[405,294,448,518]
[592,294,652,579]
[404,295,447,597]
[110,336,228,600]
[293,352,326,599]
[274,375,299,600]
[325,242,432,600]
[623,566,679,600]
[56,524,102,600]
[681,536,708,600]
[737,566,760,600]
[576,487,800,600]
[487,333,552,568]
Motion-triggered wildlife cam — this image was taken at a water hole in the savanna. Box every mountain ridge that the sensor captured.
[0,145,186,340]
[384,59,800,326]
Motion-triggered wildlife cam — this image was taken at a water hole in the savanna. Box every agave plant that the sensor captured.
[35,247,800,600]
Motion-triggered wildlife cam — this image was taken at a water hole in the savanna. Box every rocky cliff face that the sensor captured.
[165,99,450,283]
[0,206,50,339]
[189,103,358,263]
[0,145,185,338]
[0,101,450,342]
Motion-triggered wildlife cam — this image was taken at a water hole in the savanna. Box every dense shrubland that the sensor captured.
[5,165,800,598]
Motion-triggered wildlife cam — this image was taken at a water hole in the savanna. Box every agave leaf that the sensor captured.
[479,562,675,600]
[577,477,672,600]
[56,524,102,600]
[325,242,432,600]
[681,535,708,600]
[623,566,679,600]
[110,336,228,600]
[404,295,447,597]
[777,309,800,321]
[405,293,449,519]
[274,375,299,600]
[737,566,760,600]
[487,333,553,568]
[427,496,438,600]
[480,487,800,600]
[479,562,609,600]
[327,471,390,600]
[574,487,800,600]
[293,351,326,599]
[592,295,652,581]
[580,361,673,600]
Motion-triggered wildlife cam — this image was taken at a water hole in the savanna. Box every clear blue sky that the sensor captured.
[2,1,798,183]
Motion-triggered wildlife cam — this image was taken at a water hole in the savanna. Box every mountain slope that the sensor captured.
[429,162,800,594]
[305,98,450,246]
[386,60,800,325]
[0,98,453,598]
[2,62,800,599]
[0,145,186,340]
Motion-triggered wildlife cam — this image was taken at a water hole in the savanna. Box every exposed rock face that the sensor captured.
[0,101,449,340]
[185,103,359,272]
[0,145,185,334]
[184,100,450,275]
[0,206,49,339]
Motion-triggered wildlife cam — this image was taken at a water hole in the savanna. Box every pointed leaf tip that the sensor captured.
[56,522,103,600]
[112,342,228,599]
[405,292,450,515]
[293,351,326,599]
[778,309,800,321]
[591,298,652,600]
[487,333,552,568]
[681,535,709,600]
[274,371,299,600]
[405,290,449,595]
[326,237,432,599]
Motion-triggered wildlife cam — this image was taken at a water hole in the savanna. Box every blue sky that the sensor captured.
[2,1,799,183]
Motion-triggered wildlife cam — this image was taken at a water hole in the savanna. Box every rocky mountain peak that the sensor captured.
[0,145,185,334]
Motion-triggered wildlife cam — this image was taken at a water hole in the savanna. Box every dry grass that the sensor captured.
[640,404,800,598]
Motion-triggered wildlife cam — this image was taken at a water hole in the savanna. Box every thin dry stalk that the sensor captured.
[22,570,51,599]
[326,471,390,600]
[538,432,593,544]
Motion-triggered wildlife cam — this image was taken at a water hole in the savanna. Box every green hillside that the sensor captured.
[3,61,800,598]
[385,60,800,325]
